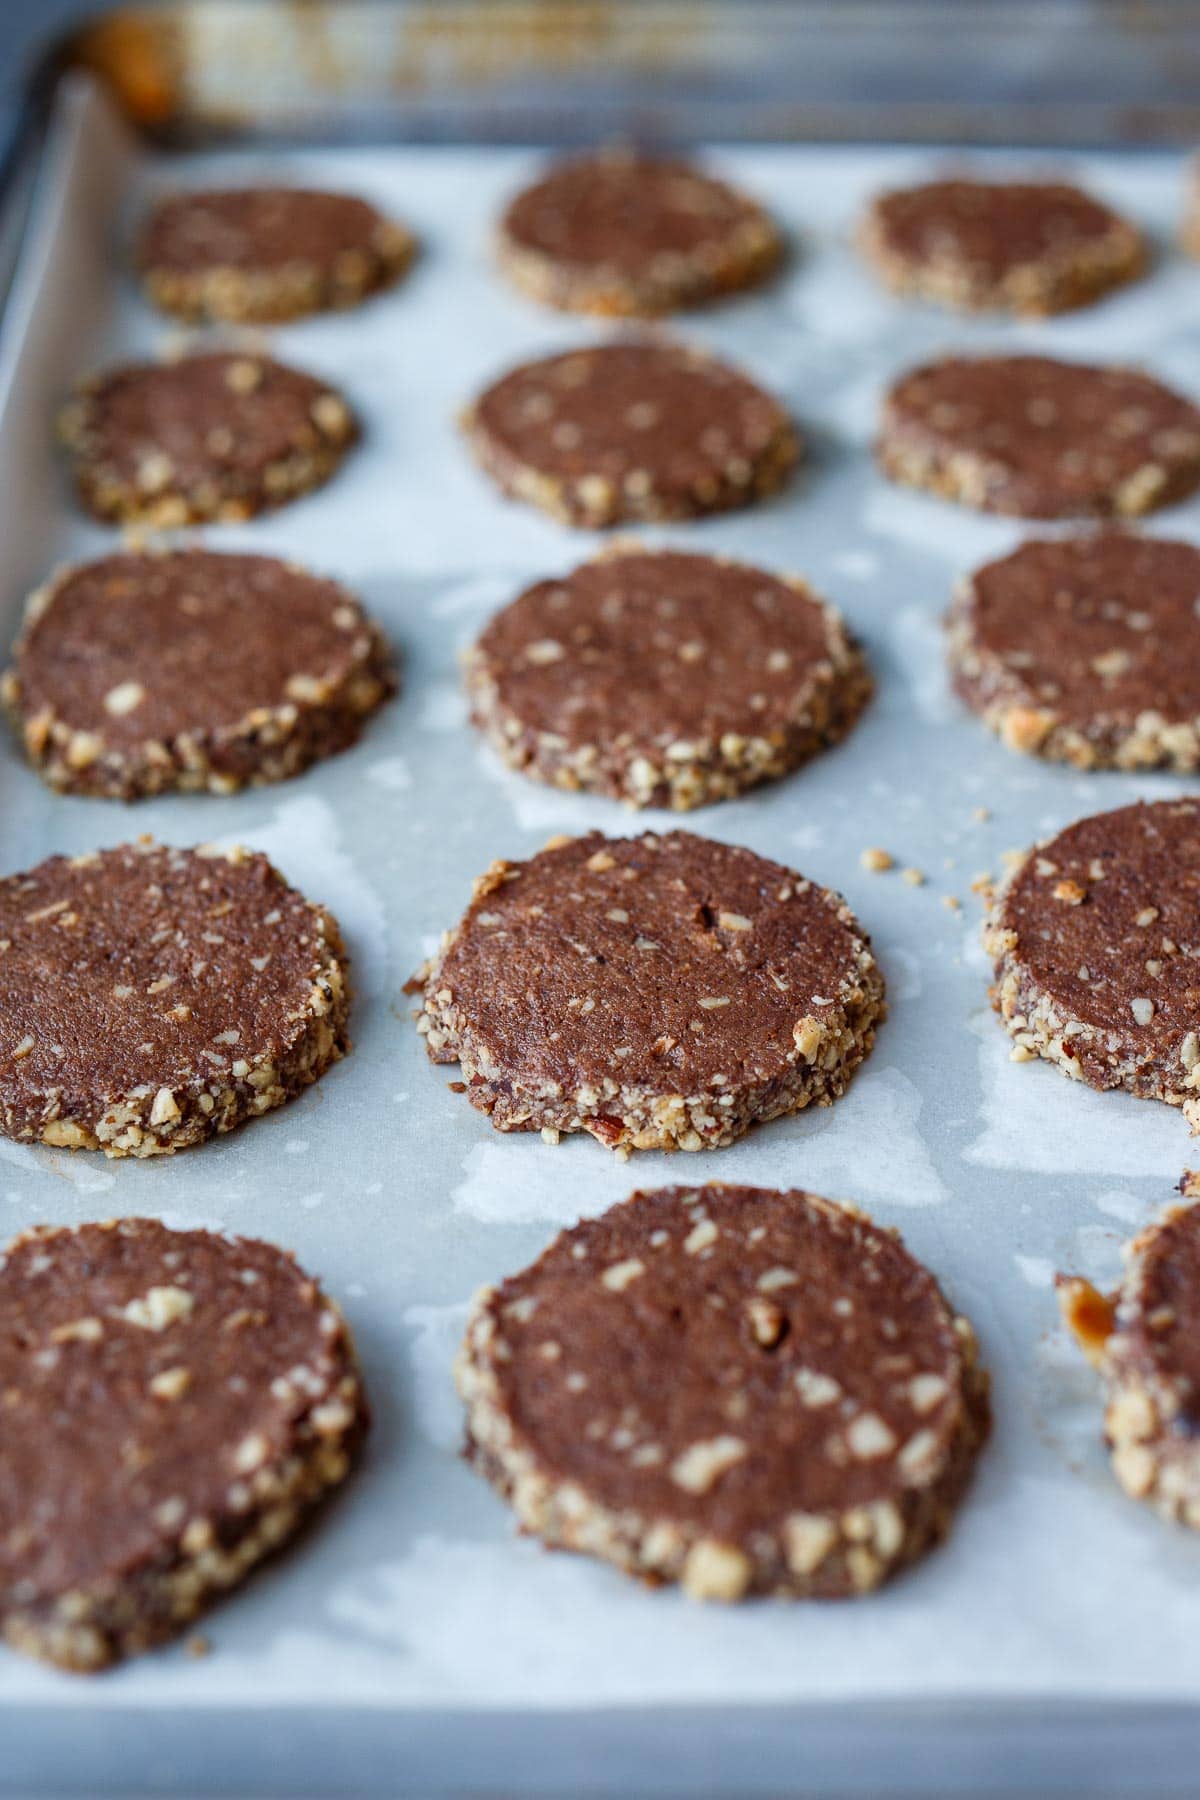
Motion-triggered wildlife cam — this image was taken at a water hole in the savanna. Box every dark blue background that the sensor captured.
[3,1,162,124]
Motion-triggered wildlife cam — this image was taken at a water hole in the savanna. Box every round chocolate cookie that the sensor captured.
[859,178,1146,315]
[3,549,396,799]
[0,1217,366,1670]
[0,842,349,1157]
[985,799,1200,1126]
[138,185,415,322]
[497,149,782,317]
[1182,161,1200,260]
[949,533,1200,771]
[466,546,871,808]
[1061,1198,1200,1530]
[60,351,357,527]
[878,355,1200,519]
[458,1183,989,1600]
[412,830,885,1152]
[463,340,800,528]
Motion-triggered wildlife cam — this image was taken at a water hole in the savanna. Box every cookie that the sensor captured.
[497,149,781,317]
[463,341,799,527]
[859,178,1146,315]
[412,830,885,1152]
[458,1183,988,1600]
[0,842,348,1157]
[0,1217,366,1670]
[138,186,414,322]
[985,799,1200,1128]
[1181,161,1200,259]
[466,545,871,809]
[878,355,1200,518]
[948,533,1200,771]
[1060,1198,1200,1530]
[3,549,396,799]
[60,351,357,527]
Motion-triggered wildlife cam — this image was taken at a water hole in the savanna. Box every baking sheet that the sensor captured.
[4,74,1200,1742]
[55,1,1200,148]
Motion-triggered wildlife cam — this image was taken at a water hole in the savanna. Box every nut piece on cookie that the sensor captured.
[458,1183,988,1599]
[859,177,1146,315]
[984,799,1200,1127]
[60,351,358,527]
[497,148,782,317]
[463,340,800,527]
[3,549,395,799]
[410,829,885,1153]
[1060,1199,1200,1529]
[948,533,1200,772]
[137,186,415,322]
[0,1218,367,1669]
[466,545,870,809]
[878,355,1200,519]
[0,842,349,1157]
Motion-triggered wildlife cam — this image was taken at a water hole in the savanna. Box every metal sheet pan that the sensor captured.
[36,0,1200,149]
[4,67,1200,1798]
